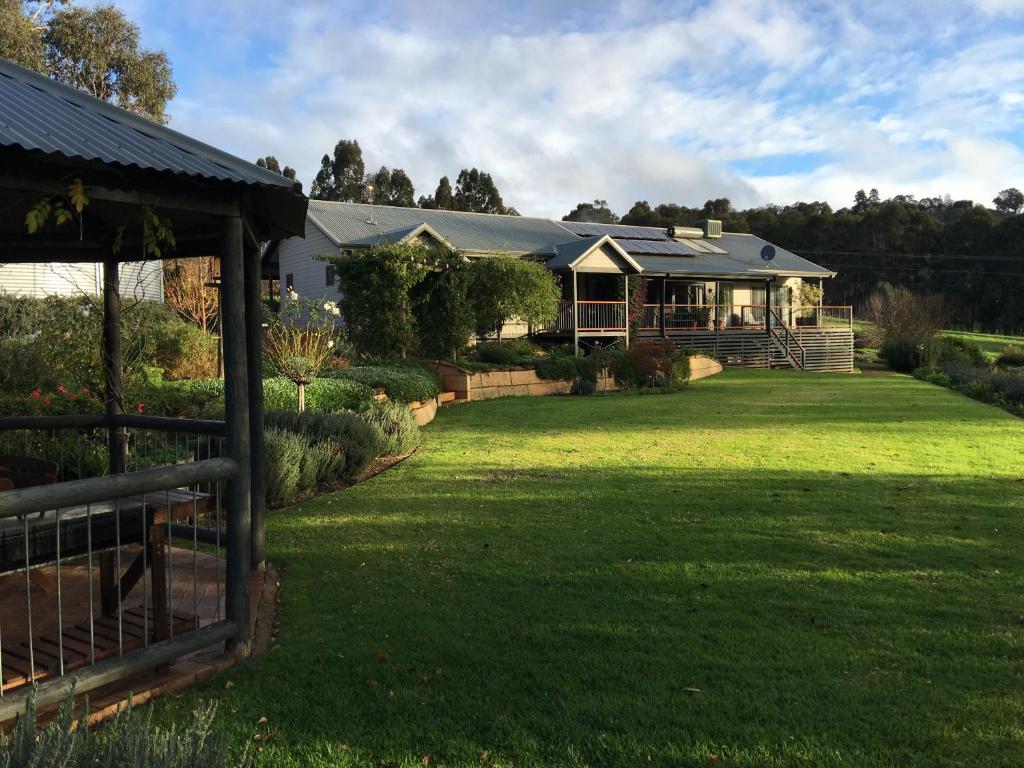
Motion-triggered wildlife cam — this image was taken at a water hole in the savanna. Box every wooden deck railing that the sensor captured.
[543,303,852,335]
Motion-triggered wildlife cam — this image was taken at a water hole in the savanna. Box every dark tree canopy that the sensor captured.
[563,199,620,224]
[1,1,175,123]
[419,176,454,210]
[310,139,366,201]
[370,166,416,207]
[453,168,512,215]
[256,155,297,180]
[993,187,1024,215]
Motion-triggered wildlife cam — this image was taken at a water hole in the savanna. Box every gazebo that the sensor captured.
[0,58,307,718]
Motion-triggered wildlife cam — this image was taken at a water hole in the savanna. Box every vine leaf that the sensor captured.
[68,178,89,213]
[25,199,52,233]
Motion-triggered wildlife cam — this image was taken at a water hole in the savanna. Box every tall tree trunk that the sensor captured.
[297,381,305,412]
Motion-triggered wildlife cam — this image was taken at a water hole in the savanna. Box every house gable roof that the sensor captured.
[344,222,457,250]
[546,235,643,273]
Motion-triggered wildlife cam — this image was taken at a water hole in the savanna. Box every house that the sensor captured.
[0,260,163,300]
[275,199,852,371]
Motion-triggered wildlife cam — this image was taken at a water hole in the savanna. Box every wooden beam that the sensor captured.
[0,458,238,518]
[103,259,126,475]
[244,245,266,570]
[572,268,579,357]
[660,277,667,337]
[0,622,237,724]
[623,273,629,349]
[220,216,252,653]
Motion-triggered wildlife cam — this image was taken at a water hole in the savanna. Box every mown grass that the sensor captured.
[943,330,1024,357]
[161,369,1024,767]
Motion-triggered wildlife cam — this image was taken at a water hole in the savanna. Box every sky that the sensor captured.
[110,0,1024,219]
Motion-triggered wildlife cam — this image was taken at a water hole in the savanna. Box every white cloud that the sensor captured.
[141,0,1024,217]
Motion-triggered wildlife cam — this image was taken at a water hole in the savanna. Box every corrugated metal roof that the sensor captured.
[0,58,301,191]
[559,220,671,240]
[308,200,575,254]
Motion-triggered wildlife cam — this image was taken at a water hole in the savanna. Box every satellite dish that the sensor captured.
[760,244,776,263]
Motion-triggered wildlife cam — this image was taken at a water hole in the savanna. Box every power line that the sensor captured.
[792,249,1024,263]
[826,262,1024,277]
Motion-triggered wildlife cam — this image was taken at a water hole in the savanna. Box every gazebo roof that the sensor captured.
[0,58,307,245]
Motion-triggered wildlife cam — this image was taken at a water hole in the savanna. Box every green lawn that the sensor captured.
[943,330,1023,357]
[164,370,1024,767]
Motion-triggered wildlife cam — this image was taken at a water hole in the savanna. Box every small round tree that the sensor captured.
[263,292,341,411]
[469,256,561,340]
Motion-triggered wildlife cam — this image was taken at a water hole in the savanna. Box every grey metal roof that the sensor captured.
[544,235,642,272]
[303,201,833,279]
[0,58,301,192]
[308,200,574,254]
[559,220,671,240]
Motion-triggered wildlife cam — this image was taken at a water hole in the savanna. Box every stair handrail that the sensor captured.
[768,308,805,369]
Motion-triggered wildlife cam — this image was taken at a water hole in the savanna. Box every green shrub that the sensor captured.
[996,345,1024,367]
[265,409,378,479]
[264,426,308,502]
[475,339,542,365]
[359,401,421,456]
[322,365,440,403]
[913,367,952,387]
[612,339,690,391]
[939,336,988,367]
[533,355,578,380]
[130,379,225,418]
[570,377,596,395]
[879,335,928,373]
[263,377,374,412]
[0,694,252,767]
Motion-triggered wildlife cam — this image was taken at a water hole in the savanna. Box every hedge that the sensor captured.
[322,365,440,403]
[262,378,375,412]
[359,401,422,456]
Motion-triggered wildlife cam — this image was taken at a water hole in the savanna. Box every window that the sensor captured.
[285,273,294,291]
[326,265,336,286]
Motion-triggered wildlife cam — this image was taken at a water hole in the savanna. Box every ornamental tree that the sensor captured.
[469,257,561,340]
[411,248,475,359]
[263,294,341,411]
[326,243,432,358]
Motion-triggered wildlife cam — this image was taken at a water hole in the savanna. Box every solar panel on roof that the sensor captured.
[620,240,699,255]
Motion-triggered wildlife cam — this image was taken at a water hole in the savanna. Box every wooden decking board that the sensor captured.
[0,608,197,693]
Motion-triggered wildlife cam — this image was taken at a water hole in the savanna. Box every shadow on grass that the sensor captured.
[191,463,1024,768]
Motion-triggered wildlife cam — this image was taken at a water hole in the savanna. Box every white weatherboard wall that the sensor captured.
[0,261,163,300]
[277,217,342,305]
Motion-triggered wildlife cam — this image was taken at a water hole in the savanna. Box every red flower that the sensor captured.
[136,402,145,414]
[43,397,51,406]
[69,393,77,401]
[80,386,89,394]
[57,384,67,394]
[31,389,41,399]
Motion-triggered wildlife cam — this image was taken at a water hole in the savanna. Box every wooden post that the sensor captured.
[572,268,579,357]
[244,244,266,570]
[623,273,630,349]
[713,280,720,330]
[221,216,252,653]
[660,276,667,337]
[102,258,125,475]
[765,279,773,337]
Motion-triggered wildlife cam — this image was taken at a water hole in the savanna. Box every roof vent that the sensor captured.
[694,219,723,239]
[666,225,704,239]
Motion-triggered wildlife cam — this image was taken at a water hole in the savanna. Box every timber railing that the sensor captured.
[0,414,240,721]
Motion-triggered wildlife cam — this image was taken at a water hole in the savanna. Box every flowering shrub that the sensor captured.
[264,294,343,411]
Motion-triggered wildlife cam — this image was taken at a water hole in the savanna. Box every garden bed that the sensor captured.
[437,354,721,401]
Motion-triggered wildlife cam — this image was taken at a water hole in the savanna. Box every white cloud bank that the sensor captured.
[132,0,1024,217]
